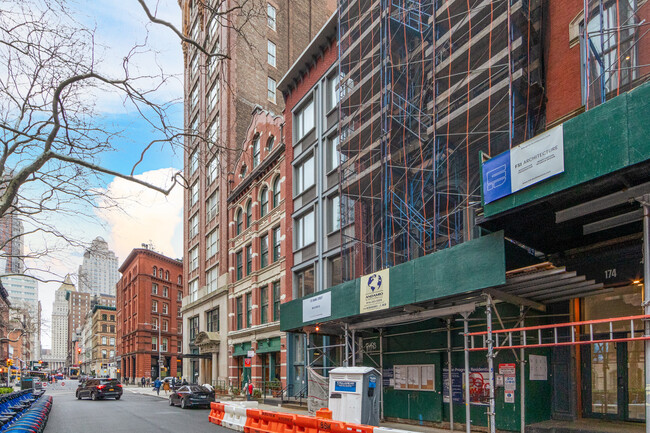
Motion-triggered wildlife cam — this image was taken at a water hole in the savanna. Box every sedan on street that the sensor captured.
[169,385,214,409]
[76,378,123,400]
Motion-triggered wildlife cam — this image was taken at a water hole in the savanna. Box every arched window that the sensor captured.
[252,135,260,168]
[260,187,268,217]
[272,177,281,208]
[178,275,182,285]
[153,266,157,277]
[266,136,274,152]
[236,209,243,235]
[246,201,252,227]
[165,271,169,281]
[159,268,163,278]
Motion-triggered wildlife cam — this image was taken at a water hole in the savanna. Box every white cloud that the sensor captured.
[96,167,184,261]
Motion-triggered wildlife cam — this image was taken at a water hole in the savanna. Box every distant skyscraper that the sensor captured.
[0,212,24,274]
[51,275,73,367]
[77,237,120,296]
[2,274,40,361]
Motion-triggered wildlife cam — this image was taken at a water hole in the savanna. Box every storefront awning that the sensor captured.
[255,337,281,354]
[232,342,252,357]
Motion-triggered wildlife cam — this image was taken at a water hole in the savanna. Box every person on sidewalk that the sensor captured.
[141,376,145,388]
[153,377,161,396]
[163,379,171,395]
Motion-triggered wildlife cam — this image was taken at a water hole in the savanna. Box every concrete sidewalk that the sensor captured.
[124,386,466,433]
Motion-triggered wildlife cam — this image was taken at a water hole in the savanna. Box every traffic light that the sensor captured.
[77,347,81,354]
[6,359,12,367]
[38,360,42,365]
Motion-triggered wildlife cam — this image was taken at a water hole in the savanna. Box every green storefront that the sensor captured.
[281,82,650,431]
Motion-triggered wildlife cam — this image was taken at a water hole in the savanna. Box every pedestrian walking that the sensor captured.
[153,377,162,396]
[181,378,188,386]
[141,376,145,388]
[248,382,254,401]
[163,379,171,395]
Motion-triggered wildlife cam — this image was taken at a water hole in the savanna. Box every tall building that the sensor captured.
[0,212,23,274]
[77,237,120,296]
[116,247,183,382]
[50,275,73,371]
[180,0,336,386]
[89,305,117,378]
[66,290,115,367]
[2,274,40,361]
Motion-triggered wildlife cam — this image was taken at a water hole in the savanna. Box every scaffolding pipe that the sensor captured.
[519,305,526,433]
[462,312,471,433]
[380,329,384,421]
[641,195,650,433]
[486,296,496,433]
[352,329,357,366]
[447,318,454,432]
[345,324,349,367]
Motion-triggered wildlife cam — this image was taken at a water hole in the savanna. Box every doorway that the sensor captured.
[581,285,645,422]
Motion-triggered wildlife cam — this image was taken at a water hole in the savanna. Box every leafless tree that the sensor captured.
[0,0,264,281]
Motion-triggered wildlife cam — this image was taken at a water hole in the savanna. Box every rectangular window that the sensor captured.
[207,157,218,184]
[190,247,199,271]
[152,283,158,295]
[163,286,169,297]
[101,336,107,345]
[295,210,315,249]
[236,251,243,280]
[246,293,252,327]
[110,337,115,346]
[327,73,339,112]
[329,195,340,232]
[190,53,198,78]
[246,244,253,275]
[206,229,218,258]
[236,297,243,330]
[206,307,219,332]
[206,266,218,293]
[260,286,268,324]
[152,300,158,313]
[208,18,219,41]
[295,99,314,140]
[102,349,107,359]
[267,40,276,67]
[296,266,315,298]
[260,234,268,268]
[151,336,158,351]
[162,303,168,314]
[267,77,276,103]
[327,135,345,171]
[177,291,182,302]
[163,320,168,332]
[190,148,199,175]
[208,117,219,147]
[189,316,199,341]
[206,190,218,220]
[329,255,343,287]
[190,85,199,112]
[207,81,220,113]
[190,181,199,206]
[273,281,281,321]
[295,154,315,194]
[189,279,198,302]
[273,226,281,261]
[253,136,260,168]
[162,337,168,352]
[267,4,276,30]
[189,213,199,238]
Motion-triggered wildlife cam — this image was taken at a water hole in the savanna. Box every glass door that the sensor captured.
[589,341,621,417]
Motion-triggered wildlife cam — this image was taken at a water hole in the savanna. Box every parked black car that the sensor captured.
[169,385,214,409]
[76,378,123,400]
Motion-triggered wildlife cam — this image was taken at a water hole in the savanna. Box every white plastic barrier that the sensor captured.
[374,428,419,433]
[221,404,248,431]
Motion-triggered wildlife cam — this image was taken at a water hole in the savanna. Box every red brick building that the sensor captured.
[226,107,287,389]
[116,247,183,382]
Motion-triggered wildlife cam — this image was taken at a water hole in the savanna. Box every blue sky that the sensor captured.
[34,0,186,349]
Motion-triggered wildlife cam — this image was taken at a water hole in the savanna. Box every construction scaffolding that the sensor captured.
[337,0,545,279]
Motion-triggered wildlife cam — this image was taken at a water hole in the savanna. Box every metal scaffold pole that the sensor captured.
[486,296,496,433]
[447,318,454,432]
[462,312,471,433]
[519,306,526,433]
[641,194,650,433]
[344,324,349,367]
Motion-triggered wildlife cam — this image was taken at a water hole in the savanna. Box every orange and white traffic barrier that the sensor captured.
[209,402,226,425]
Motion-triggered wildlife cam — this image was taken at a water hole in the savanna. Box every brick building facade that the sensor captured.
[66,289,115,367]
[116,248,183,382]
[180,0,335,387]
[227,107,287,390]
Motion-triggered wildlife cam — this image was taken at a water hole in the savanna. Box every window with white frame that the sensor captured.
[208,17,219,41]
[152,300,158,313]
[267,4,276,30]
[102,349,107,358]
[190,213,199,238]
[102,336,107,345]
[295,210,315,249]
[295,154,315,194]
[190,84,199,112]
[162,303,168,314]
[207,80,219,113]
[329,195,340,232]
[327,134,345,171]
[295,99,314,140]
[190,148,199,175]
[208,117,219,148]
[191,181,199,206]
[190,20,199,40]
[209,40,220,77]
[190,53,199,78]
[267,77,276,103]
[163,286,169,297]
[110,337,115,346]
[206,228,218,258]
[163,320,168,332]
[327,73,340,112]
[207,156,218,184]
[190,115,198,135]
[206,190,218,221]
[189,279,199,302]
[152,283,158,295]
[151,336,158,351]
[190,246,199,271]
[162,337,168,352]
[267,40,276,67]
[153,317,159,330]
[206,266,218,293]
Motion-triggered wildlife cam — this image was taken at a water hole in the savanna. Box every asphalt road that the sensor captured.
[43,380,226,433]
